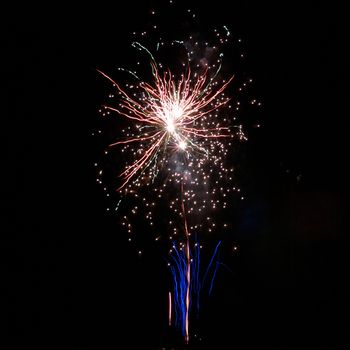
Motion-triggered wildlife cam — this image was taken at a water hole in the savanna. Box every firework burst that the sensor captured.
[98,60,237,192]
[95,3,259,344]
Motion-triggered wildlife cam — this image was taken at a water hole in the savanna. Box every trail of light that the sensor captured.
[168,291,172,326]
[185,243,190,344]
[181,183,191,344]
[168,239,222,341]
[168,184,222,343]
[209,261,219,295]
[202,241,222,288]
[117,133,166,191]
[192,238,201,315]
[168,244,188,336]
[108,131,162,147]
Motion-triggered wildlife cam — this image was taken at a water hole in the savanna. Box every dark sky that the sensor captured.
[3,1,349,349]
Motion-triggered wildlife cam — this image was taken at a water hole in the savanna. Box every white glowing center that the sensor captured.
[166,120,176,133]
[178,141,187,150]
[165,105,183,134]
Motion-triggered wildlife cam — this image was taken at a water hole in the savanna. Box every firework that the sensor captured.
[98,64,235,192]
[95,3,259,344]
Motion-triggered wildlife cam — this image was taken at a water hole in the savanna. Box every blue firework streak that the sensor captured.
[167,240,222,337]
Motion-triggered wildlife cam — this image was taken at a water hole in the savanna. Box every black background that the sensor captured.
[3,1,349,348]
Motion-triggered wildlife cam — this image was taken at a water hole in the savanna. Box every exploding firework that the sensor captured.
[98,63,237,192]
[95,2,260,344]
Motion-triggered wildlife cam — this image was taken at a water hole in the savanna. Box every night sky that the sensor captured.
[3,1,349,348]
